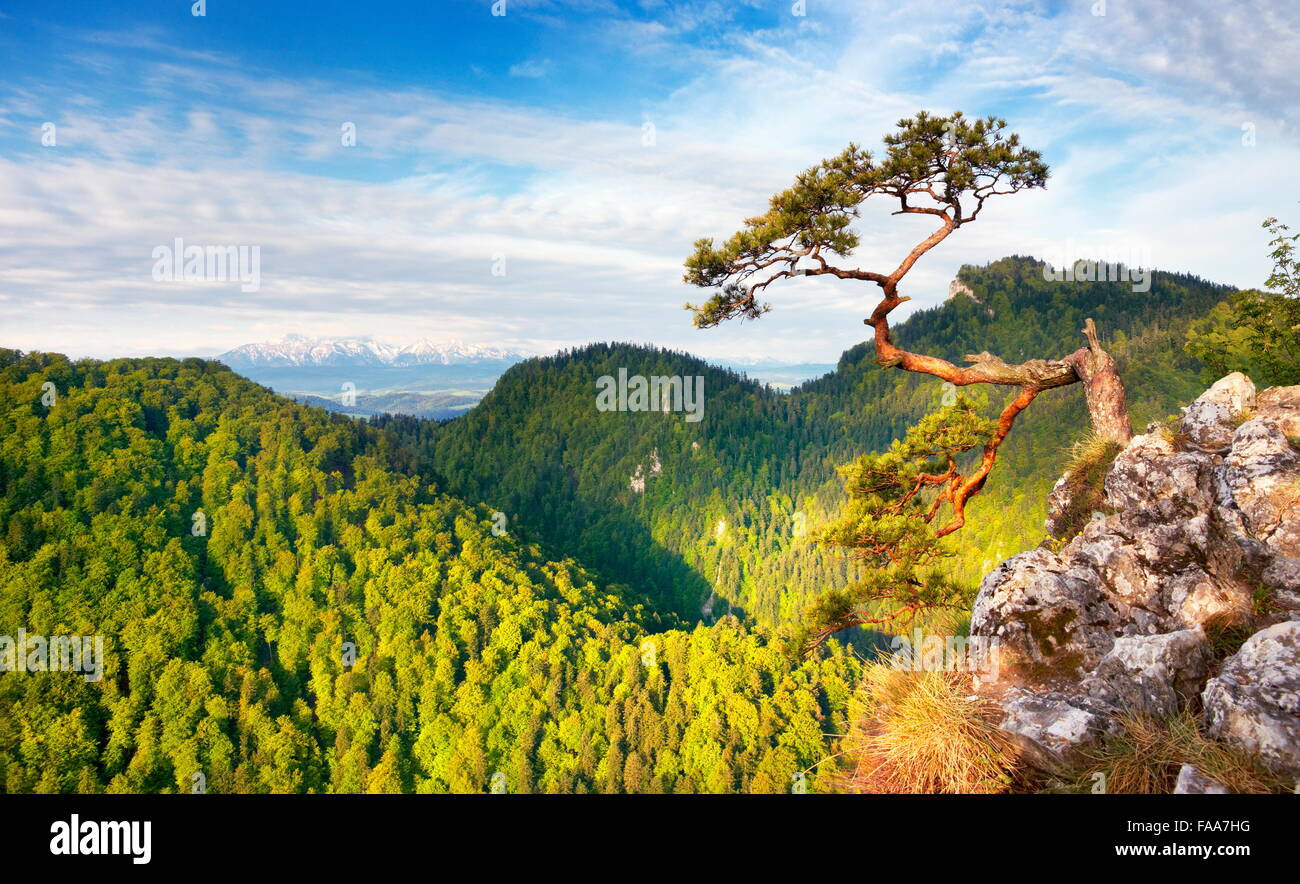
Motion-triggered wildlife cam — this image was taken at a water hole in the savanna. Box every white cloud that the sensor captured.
[2,2,1299,363]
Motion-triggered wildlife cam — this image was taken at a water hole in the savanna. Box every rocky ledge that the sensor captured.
[970,373,1300,784]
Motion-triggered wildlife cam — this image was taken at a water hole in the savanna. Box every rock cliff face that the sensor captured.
[970,374,1300,783]
[947,278,978,302]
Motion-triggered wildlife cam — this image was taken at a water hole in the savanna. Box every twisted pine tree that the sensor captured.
[683,111,1134,652]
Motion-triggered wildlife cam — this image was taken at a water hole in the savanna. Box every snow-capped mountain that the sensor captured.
[219,335,529,368]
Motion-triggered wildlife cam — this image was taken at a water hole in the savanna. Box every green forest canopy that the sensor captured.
[0,255,1242,793]
[0,351,855,793]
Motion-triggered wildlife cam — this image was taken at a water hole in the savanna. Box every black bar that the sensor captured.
[3,794,1285,871]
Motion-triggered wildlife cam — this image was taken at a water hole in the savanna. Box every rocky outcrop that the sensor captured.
[1203,621,1300,775]
[1179,372,1255,452]
[1080,628,1213,719]
[970,374,1300,778]
[947,278,978,303]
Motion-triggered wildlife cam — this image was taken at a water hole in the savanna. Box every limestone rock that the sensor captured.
[1256,385,1300,438]
[971,377,1300,774]
[974,376,1299,682]
[1202,621,1300,776]
[947,278,977,302]
[1173,764,1230,794]
[1178,372,1255,453]
[1104,432,1209,513]
[970,548,1120,679]
[995,687,1119,770]
[1081,628,1212,718]
[1223,417,1300,559]
[1043,473,1071,536]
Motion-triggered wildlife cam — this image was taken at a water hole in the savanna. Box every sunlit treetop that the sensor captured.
[683,111,1049,328]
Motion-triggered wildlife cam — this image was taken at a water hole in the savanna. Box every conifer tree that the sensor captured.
[684,112,1133,649]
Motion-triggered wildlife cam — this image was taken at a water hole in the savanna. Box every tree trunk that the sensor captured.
[1064,318,1133,444]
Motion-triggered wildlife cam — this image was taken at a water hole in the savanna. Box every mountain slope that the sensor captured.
[381,344,855,626]
[406,256,1234,632]
[0,350,856,793]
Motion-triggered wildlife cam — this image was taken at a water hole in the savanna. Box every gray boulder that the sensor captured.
[994,687,1119,770]
[970,548,1121,680]
[1179,372,1255,453]
[1202,621,1300,777]
[1173,763,1230,794]
[1081,628,1212,718]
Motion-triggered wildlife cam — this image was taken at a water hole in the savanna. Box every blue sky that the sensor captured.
[2,0,1298,361]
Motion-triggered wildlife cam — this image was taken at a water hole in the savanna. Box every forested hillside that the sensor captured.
[0,258,1240,794]
[410,257,1233,631]
[0,350,856,793]
[379,348,847,627]
[803,256,1234,586]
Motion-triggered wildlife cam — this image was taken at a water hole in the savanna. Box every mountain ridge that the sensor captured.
[219,334,531,368]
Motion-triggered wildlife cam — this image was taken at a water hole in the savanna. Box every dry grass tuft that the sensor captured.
[1063,432,1123,479]
[1202,589,1258,660]
[1047,433,1123,541]
[837,656,1020,794]
[1154,415,1191,449]
[1076,709,1290,794]
[1203,584,1282,659]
